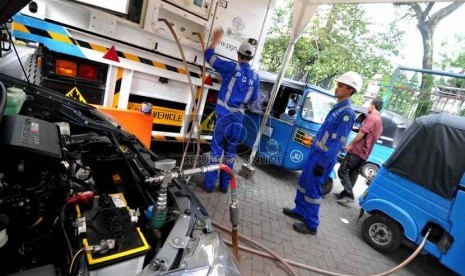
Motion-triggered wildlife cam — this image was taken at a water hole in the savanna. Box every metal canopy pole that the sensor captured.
[241,0,318,177]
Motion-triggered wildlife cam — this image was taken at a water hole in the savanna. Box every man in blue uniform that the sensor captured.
[283,71,363,234]
[203,29,259,193]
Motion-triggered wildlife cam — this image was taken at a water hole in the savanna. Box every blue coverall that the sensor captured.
[203,48,259,192]
[293,100,355,231]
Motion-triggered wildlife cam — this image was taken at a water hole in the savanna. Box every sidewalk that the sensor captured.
[188,157,456,276]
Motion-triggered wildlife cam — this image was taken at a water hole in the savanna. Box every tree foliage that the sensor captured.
[260,1,403,91]
[393,2,464,87]
[438,35,465,74]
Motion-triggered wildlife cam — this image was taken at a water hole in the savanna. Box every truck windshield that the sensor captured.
[301,92,336,124]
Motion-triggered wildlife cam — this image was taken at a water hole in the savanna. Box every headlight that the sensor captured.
[164,233,240,276]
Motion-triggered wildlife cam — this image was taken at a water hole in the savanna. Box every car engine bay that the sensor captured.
[0,75,239,276]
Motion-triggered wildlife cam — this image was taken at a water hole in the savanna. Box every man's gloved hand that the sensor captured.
[313,165,325,177]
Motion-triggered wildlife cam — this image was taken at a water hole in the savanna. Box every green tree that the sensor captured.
[394,3,464,87]
[261,1,403,91]
[438,35,465,75]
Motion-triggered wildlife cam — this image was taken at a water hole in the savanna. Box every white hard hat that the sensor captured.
[237,42,255,58]
[335,71,363,93]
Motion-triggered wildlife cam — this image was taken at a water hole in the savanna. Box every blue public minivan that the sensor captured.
[242,71,337,194]
[359,113,465,275]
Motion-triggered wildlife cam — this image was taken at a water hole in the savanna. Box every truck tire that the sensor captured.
[361,162,379,179]
[321,178,333,196]
[362,214,402,253]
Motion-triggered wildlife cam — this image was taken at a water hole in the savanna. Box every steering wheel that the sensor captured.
[0,81,6,123]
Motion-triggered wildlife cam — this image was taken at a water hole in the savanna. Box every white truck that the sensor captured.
[11,0,276,143]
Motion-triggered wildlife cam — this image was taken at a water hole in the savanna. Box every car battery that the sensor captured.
[76,193,149,276]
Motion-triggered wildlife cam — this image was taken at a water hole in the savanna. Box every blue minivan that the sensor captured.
[359,113,465,275]
[242,71,338,194]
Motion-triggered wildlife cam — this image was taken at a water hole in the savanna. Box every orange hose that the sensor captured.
[219,164,236,190]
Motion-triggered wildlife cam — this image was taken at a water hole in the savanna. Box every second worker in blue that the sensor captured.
[283,71,363,235]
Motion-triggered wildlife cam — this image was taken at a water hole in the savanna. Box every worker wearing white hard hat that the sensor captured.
[283,71,362,235]
[203,29,260,193]
[334,71,363,94]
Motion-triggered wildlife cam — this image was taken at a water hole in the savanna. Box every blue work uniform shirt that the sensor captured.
[205,48,259,118]
[312,99,355,167]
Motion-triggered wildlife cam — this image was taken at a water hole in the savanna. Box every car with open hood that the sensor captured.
[0,2,239,275]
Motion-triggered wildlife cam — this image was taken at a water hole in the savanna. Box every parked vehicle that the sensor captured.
[341,105,411,180]
[242,71,338,194]
[0,71,240,276]
[10,0,276,144]
[0,3,241,276]
[359,113,465,276]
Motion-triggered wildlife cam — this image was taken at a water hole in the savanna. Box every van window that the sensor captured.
[301,92,336,124]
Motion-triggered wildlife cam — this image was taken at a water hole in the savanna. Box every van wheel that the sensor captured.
[362,214,402,253]
[321,178,333,195]
[361,163,379,179]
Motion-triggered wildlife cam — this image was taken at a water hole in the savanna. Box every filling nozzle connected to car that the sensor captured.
[145,160,240,261]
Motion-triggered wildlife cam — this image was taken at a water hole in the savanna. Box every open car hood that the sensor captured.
[0,0,30,24]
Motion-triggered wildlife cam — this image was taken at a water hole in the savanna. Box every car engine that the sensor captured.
[0,76,239,276]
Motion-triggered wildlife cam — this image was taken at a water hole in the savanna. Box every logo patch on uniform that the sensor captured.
[343,115,350,122]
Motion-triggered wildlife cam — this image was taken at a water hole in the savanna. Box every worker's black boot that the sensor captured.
[293,222,317,235]
[282,208,302,221]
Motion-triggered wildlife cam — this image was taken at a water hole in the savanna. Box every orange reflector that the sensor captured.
[56,59,77,77]
[103,46,120,62]
[112,174,122,184]
[37,56,42,69]
[302,134,313,146]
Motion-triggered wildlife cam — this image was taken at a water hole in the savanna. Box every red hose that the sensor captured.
[219,164,236,190]
[218,164,239,262]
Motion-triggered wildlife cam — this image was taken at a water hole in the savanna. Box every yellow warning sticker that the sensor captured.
[128,103,184,126]
[65,87,87,103]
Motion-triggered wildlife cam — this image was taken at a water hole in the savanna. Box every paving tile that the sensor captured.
[187,155,457,276]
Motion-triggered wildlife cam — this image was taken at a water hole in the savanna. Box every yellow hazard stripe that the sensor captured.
[152,61,166,70]
[153,135,167,141]
[14,20,220,84]
[152,135,207,143]
[123,52,140,62]
[49,32,73,44]
[89,43,108,53]
[12,23,30,33]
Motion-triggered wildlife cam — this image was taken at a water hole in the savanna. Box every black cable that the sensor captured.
[3,23,31,84]
[71,177,97,193]
[60,203,74,259]
[0,81,6,123]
